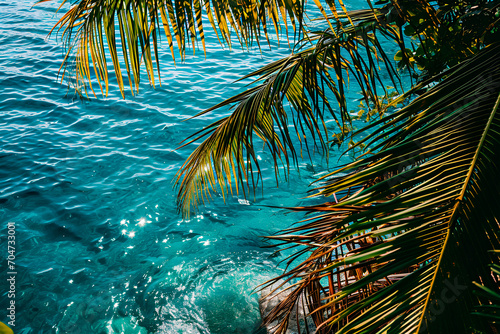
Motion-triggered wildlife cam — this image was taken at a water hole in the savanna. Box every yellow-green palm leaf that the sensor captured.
[37,0,310,97]
[175,4,410,214]
[261,43,500,334]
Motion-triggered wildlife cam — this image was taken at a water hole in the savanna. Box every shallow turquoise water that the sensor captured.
[1,1,369,333]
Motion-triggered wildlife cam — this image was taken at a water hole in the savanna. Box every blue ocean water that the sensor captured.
[0,1,372,333]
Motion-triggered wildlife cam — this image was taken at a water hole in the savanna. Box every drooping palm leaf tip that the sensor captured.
[261,44,500,333]
[36,0,309,97]
[174,2,420,215]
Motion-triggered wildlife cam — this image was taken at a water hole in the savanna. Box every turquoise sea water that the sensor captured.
[1,1,374,333]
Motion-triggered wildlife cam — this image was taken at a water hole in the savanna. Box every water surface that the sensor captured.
[1,1,365,333]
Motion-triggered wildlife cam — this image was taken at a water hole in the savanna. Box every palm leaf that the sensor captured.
[261,43,500,333]
[37,0,312,97]
[175,3,413,214]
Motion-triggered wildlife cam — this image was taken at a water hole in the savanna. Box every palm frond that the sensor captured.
[37,0,310,97]
[261,43,500,333]
[175,4,412,214]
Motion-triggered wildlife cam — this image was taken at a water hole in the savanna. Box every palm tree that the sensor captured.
[40,0,500,332]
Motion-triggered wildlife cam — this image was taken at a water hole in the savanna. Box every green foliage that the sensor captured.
[262,43,500,334]
[388,0,500,77]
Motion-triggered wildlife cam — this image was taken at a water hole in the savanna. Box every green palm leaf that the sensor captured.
[175,4,412,214]
[37,0,310,97]
[261,43,500,333]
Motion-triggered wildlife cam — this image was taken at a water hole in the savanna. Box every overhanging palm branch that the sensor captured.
[174,3,417,214]
[37,0,311,97]
[261,43,500,333]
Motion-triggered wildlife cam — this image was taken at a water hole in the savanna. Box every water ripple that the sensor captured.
[1,0,365,333]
